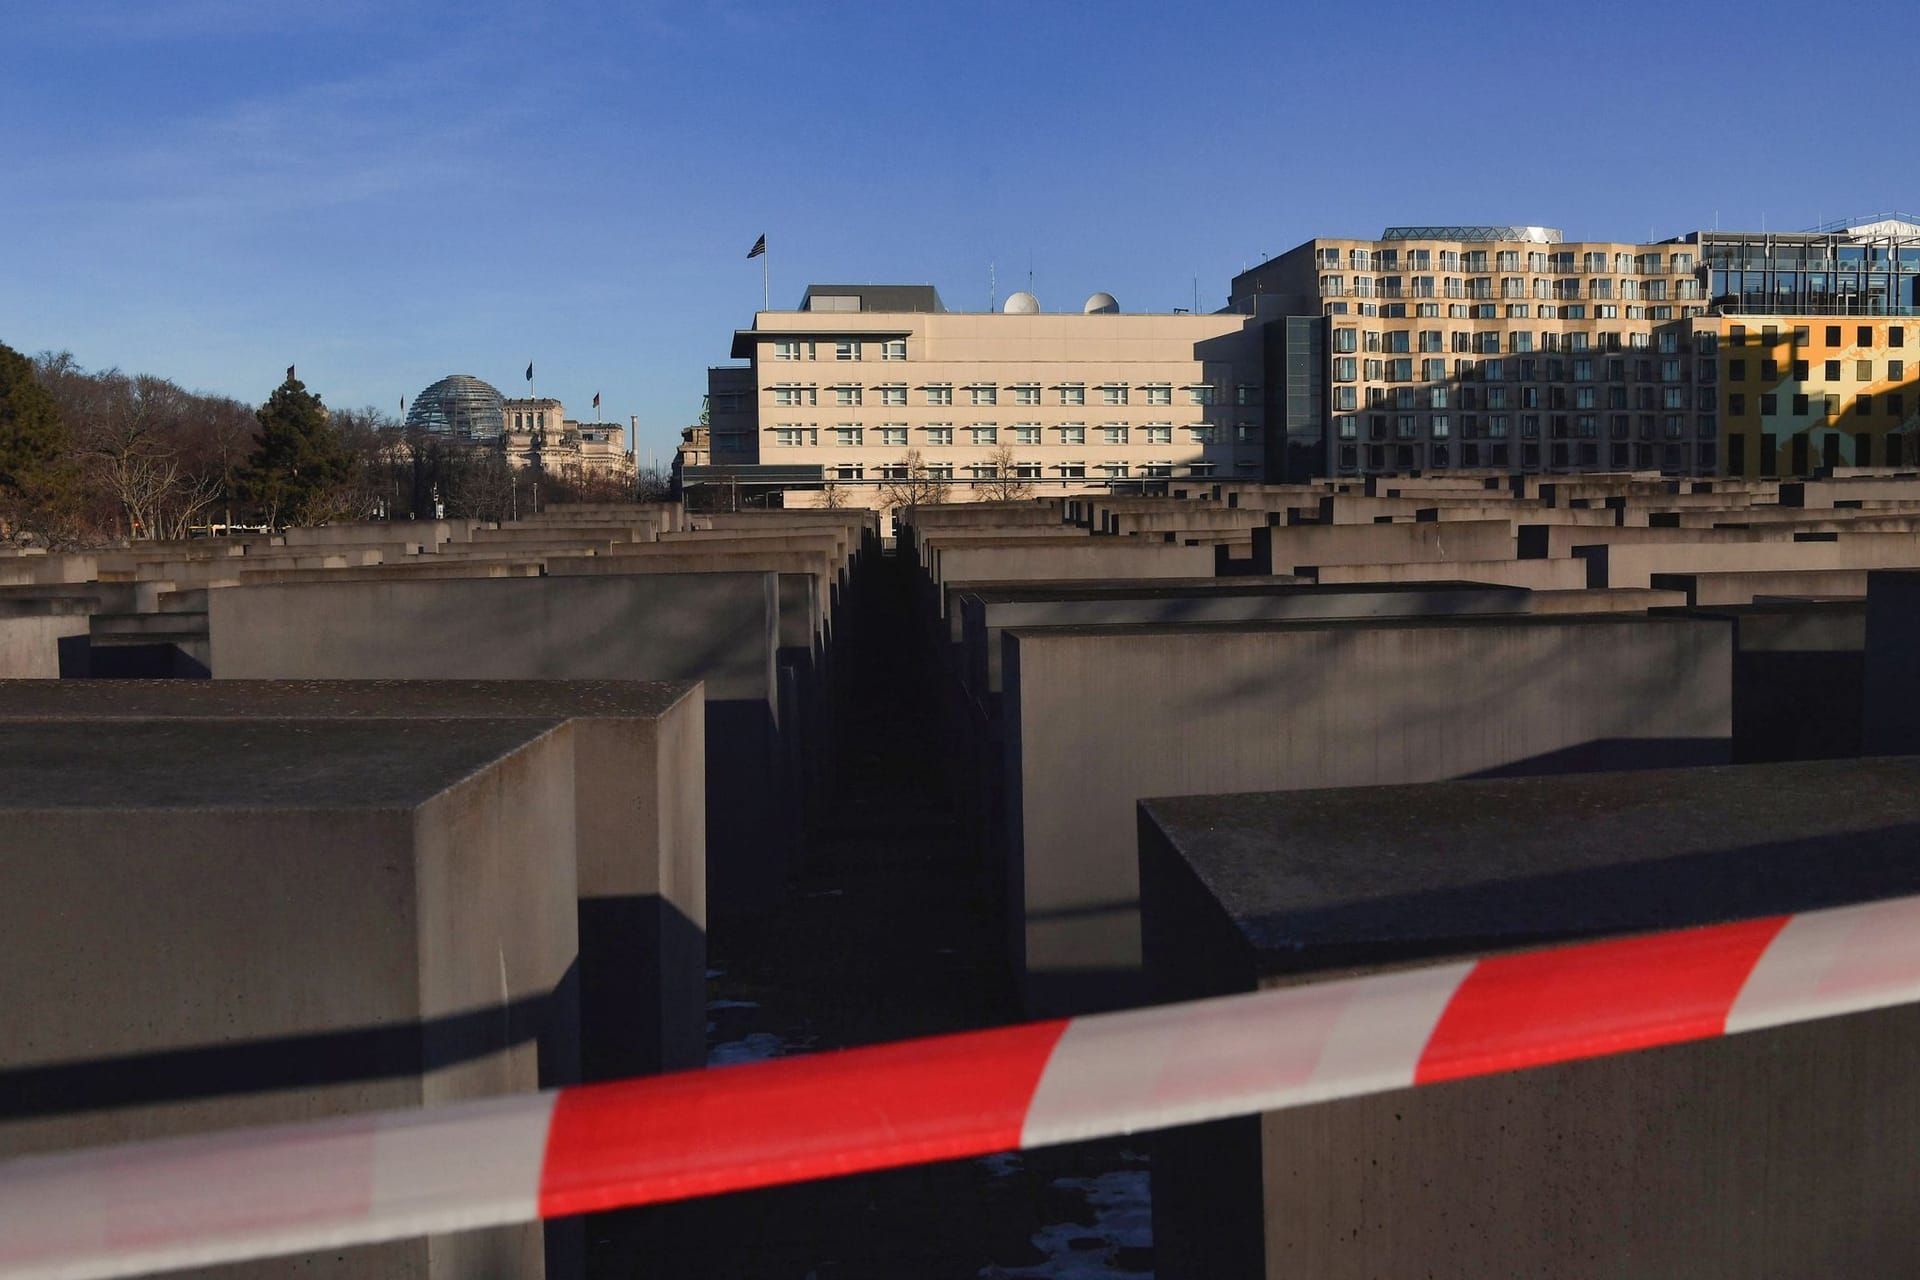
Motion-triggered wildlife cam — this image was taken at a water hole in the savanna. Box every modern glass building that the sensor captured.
[405,374,507,441]
[1684,216,1920,317]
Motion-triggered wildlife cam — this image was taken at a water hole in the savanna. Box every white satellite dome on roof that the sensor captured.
[1002,290,1040,314]
[1083,291,1119,314]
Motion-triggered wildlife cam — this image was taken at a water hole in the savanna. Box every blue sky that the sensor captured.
[5,0,1917,459]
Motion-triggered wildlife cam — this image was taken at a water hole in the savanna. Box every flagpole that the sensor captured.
[763,242,769,312]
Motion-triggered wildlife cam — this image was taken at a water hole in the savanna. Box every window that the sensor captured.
[1430,414,1450,439]
[772,426,816,447]
[1336,416,1359,439]
[1827,325,1842,345]
[879,384,907,407]
[1188,426,1216,444]
[878,463,909,481]
[1142,424,1172,444]
[1824,360,1842,382]
[1859,361,1874,381]
[1058,383,1086,406]
[1387,358,1414,381]
[1143,384,1173,405]
[1859,395,1874,416]
[1422,359,1447,381]
[1790,360,1806,381]
[1102,384,1128,406]
[1012,425,1041,445]
[1236,384,1258,406]
[1334,386,1358,411]
[1891,327,1906,348]
[1102,424,1127,444]
[881,339,906,361]
[1730,359,1746,381]
[966,463,998,480]
[835,341,861,361]
[1187,462,1216,477]
[878,427,908,447]
[971,383,998,406]
[831,464,862,482]
[774,339,811,361]
[1334,357,1357,381]
[927,463,954,481]
[835,385,862,406]
[970,426,998,445]
[925,426,954,446]
[1333,327,1358,353]
[926,384,953,406]
[773,384,817,407]
[1013,384,1041,406]
[1396,415,1418,439]
[1891,394,1907,418]
[1058,463,1086,479]
[1059,425,1086,445]
[1015,461,1043,479]
[1730,394,1746,415]
[834,426,862,446]
[1892,360,1906,380]
[1100,462,1129,479]
[1141,461,1173,478]
[1860,326,1875,347]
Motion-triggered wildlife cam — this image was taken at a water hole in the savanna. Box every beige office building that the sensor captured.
[1231,226,1720,478]
[705,285,1265,513]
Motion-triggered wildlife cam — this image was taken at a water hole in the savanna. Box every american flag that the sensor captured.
[747,234,766,259]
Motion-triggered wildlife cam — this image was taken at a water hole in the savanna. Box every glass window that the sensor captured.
[971,384,997,406]
[926,385,953,406]
[1142,424,1172,444]
[970,426,998,445]
[1012,425,1042,445]
[835,385,862,406]
[834,426,862,446]
[1102,384,1128,405]
[881,340,906,361]
[1102,425,1127,444]
[1059,425,1086,445]
[925,425,954,445]
[879,427,908,447]
[1013,384,1041,406]
[1059,384,1086,405]
[835,341,861,361]
[879,385,907,406]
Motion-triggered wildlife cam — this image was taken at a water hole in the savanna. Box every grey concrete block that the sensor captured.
[0,718,581,1278]
[0,679,707,1079]
[1139,761,1920,1280]
[1002,614,1732,1014]
[205,574,784,915]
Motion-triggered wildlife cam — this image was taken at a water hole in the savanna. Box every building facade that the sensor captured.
[501,397,632,479]
[1230,226,1719,479]
[1715,316,1920,477]
[702,284,1265,511]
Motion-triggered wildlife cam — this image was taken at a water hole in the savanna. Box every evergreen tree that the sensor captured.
[240,371,354,528]
[0,340,76,540]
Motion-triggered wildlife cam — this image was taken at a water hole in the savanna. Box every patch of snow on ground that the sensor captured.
[975,1152,1023,1178]
[982,1169,1152,1279]
[707,1031,790,1065]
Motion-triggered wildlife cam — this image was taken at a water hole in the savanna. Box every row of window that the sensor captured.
[1328,301,1706,322]
[770,424,1252,447]
[1338,442,1717,474]
[772,339,908,362]
[1339,385,1695,413]
[1337,413,1717,441]
[828,461,1240,482]
[1335,357,1692,386]
[1726,323,1908,348]
[1334,327,1699,357]
[1319,276,1705,302]
[1728,392,1910,419]
[1317,248,1696,275]
[1727,358,1907,383]
[768,382,1245,407]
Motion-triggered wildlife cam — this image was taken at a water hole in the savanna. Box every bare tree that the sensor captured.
[817,481,851,509]
[974,445,1035,501]
[877,448,951,519]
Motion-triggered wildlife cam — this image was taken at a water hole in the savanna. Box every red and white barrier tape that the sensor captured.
[6,894,1920,1279]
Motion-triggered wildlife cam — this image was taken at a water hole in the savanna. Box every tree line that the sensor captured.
[0,341,666,545]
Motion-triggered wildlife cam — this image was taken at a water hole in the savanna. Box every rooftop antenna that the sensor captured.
[1193,275,1199,314]
[1028,249,1034,294]
[989,260,996,312]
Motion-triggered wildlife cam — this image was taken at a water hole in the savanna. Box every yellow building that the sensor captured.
[1716,317,1920,477]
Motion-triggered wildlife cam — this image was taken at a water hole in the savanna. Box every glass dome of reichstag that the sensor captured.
[405,374,506,441]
